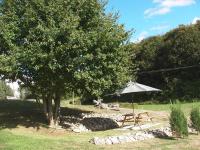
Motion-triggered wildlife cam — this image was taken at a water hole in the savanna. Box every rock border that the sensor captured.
[90,127,172,145]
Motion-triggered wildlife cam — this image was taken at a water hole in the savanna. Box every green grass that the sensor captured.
[0,129,200,150]
[120,102,200,114]
[0,130,65,150]
[0,130,108,150]
[0,100,200,150]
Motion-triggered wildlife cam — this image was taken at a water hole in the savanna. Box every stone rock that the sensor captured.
[149,127,172,138]
[81,117,119,131]
[105,138,112,145]
[127,135,137,142]
[91,137,106,145]
[118,136,126,143]
[109,136,120,144]
[125,136,130,142]
[90,126,175,145]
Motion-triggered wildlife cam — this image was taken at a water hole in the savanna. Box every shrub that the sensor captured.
[0,80,14,100]
[169,105,188,138]
[190,106,200,133]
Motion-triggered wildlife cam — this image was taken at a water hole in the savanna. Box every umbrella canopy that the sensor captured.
[116,81,161,95]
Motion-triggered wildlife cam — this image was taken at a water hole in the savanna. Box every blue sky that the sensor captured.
[106,0,200,42]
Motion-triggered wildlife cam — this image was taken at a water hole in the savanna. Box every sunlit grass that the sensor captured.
[0,100,200,150]
[120,102,200,115]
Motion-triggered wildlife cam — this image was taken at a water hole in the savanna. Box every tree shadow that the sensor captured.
[61,107,92,118]
[60,107,93,129]
[0,100,47,130]
[0,100,93,130]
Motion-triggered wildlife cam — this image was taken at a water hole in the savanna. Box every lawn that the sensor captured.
[120,102,200,115]
[0,100,200,150]
[1,129,200,150]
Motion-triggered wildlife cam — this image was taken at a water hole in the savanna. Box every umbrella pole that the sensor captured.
[132,98,134,115]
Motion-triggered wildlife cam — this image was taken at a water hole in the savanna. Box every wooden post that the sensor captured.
[72,91,74,107]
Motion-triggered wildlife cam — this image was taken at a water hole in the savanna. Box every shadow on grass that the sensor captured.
[0,100,46,130]
[0,100,92,130]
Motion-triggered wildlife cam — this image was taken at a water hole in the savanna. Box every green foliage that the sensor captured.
[133,22,200,101]
[0,80,13,99]
[0,0,133,125]
[170,105,188,138]
[190,106,200,132]
[0,0,132,101]
[133,36,163,71]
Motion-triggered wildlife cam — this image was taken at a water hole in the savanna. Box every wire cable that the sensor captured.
[138,64,200,74]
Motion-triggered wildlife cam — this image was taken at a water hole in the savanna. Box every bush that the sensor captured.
[190,106,200,133]
[0,80,14,100]
[169,105,188,138]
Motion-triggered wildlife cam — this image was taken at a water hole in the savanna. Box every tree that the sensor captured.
[133,36,163,71]
[131,36,163,86]
[0,0,131,126]
[132,22,200,101]
[156,23,200,99]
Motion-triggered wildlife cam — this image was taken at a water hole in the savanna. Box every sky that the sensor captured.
[106,0,200,42]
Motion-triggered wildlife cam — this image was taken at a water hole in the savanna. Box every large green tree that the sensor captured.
[156,23,200,99]
[133,36,163,72]
[0,0,131,126]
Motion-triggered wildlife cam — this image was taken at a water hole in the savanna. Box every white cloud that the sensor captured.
[145,0,196,17]
[145,7,170,17]
[192,17,200,24]
[160,0,196,7]
[150,24,170,31]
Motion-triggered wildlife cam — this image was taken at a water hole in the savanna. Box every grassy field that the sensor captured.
[1,129,200,150]
[0,100,200,150]
[120,102,200,114]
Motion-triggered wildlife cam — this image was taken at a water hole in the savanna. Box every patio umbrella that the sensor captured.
[114,81,161,114]
[116,81,161,95]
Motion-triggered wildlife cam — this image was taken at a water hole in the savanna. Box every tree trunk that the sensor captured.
[54,94,61,126]
[43,97,48,122]
[47,98,54,127]
[42,93,61,127]
[42,94,54,126]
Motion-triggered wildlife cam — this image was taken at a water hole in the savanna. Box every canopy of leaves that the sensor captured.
[0,0,132,100]
[132,22,200,101]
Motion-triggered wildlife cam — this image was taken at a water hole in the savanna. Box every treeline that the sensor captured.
[132,21,200,102]
[1,0,199,110]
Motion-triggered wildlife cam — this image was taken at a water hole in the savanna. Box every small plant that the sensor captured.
[169,105,188,138]
[190,106,200,133]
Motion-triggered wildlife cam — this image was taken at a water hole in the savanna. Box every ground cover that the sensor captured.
[0,100,200,150]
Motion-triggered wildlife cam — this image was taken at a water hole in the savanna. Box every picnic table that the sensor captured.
[120,112,153,126]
